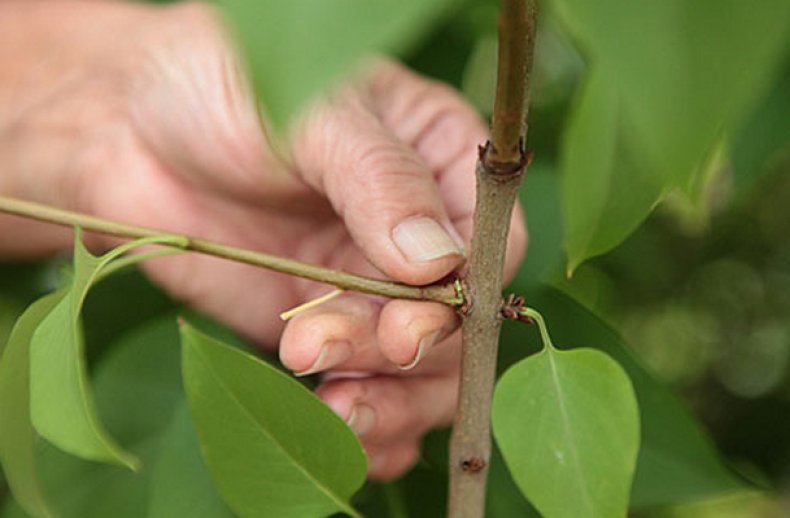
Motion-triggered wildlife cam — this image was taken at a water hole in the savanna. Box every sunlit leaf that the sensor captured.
[493,339,640,517]
[0,312,182,518]
[21,315,182,518]
[499,286,747,507]
[180,323,366,518]
[550,0,790,272]
[0,292,65,518]
[219,0,459,130]
[29,230,185,470]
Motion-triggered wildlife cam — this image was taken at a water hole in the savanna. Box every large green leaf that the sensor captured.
[1,313,220,518]
[500,286,746,507]
[559,68,663,273]
[29,231,185,469]
[550,0,790,272]
[486,445,540,518]
[180,323,367,518]
[493,320,640,517]
[148,405,234,518]
[0,314,181,518]
[219,0,458,130]
[0,292,65,518]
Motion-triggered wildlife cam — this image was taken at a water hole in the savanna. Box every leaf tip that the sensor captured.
[126,454,143,474]
[565,261,578,279]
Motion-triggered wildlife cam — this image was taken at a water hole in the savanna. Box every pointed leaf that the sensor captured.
[560,68,664,273]
[31,315,186,518]
[552,0,790,271]
[493,346,640,518]
[29,230,185,469]
[0,292,65,518]
[221,0,459,130]
[500,286,746,507]
[180,323,366,518]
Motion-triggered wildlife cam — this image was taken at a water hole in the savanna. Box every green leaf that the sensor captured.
[29,230,185,470]
[0,313,183,518]
[560,68,664,273]
[486,445,540,518]
[501,286,746,507]
[493,338,640,518]
[512,163,565,288]
[180,322,367,518]
[220,0,459,130]
[551,0,790,272]
[730,58,790,194]
[0,291,65,518]
[148,405,235,518]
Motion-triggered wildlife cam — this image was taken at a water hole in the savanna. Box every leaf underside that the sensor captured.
[493,345,640,518]
[180,323,367,518]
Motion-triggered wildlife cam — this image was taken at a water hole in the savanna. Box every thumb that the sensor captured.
[291,87,465,286]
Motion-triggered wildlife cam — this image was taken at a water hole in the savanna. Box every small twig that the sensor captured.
[0,196,462,305]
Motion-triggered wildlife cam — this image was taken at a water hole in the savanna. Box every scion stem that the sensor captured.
[0,196,461,305]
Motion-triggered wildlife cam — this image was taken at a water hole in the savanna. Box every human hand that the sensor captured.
[3,1,526,478]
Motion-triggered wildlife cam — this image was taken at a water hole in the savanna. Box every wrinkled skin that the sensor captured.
[0,1,525,479]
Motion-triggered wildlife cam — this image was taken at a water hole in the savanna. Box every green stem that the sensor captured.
[0,196,462,305]
[99,247,186,280]
[519,307,555,350]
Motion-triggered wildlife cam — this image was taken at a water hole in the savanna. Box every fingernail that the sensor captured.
[346,404,377,437]
[392,217,463,263]
[294,341,352,377]
[399,329,442,370]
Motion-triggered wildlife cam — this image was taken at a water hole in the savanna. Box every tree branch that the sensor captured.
[486,0,537,169]
[0,196,461,305]
[448,1,537,517]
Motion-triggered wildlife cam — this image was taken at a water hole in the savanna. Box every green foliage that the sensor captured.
[148,406,235,518]
[0,292,64,518]
[548,0,790,272]
[730,60,790,194]
[3,0,789,515]
[180,323,367,518]
[501,287,747,507]
[0,313,229,518]
[493,309,640,517]
[0,249,754,517]
[507,163,747,509]
[29,231,185,470]
[219,0,459,130]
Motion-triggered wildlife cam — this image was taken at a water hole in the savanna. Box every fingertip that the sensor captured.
[367,441,421,480]
[378,300,459,368]
[278,298,377,374]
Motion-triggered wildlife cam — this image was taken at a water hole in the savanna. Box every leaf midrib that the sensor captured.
[189,339,357,517]
[546,349,594,515]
